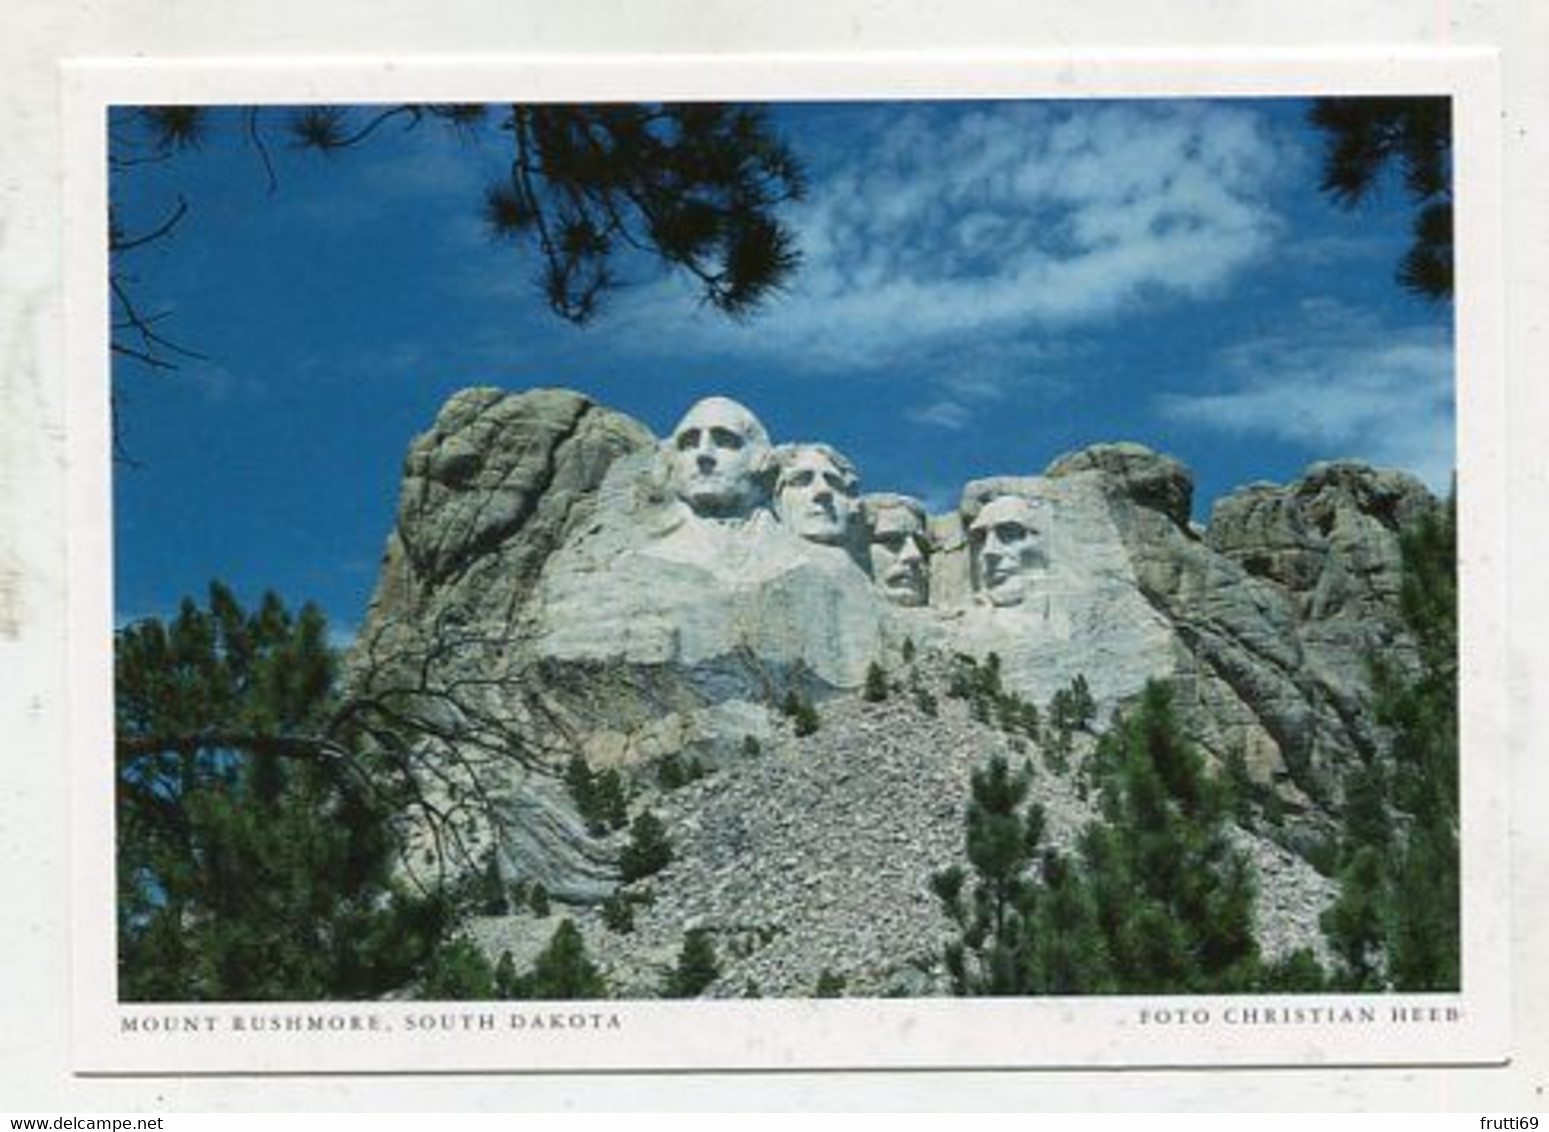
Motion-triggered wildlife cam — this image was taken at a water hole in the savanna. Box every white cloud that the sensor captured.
[1157,301,1455,491]
[596,100,1289,376]
[906,400,973,430]
[436,100,1296,444]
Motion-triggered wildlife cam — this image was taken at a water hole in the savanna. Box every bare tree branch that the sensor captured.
[245,108,279,195]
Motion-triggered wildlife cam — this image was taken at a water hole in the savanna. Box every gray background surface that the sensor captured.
[2,0,1545,1110]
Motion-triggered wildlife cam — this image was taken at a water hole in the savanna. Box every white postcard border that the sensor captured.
[65,49,1509,1074]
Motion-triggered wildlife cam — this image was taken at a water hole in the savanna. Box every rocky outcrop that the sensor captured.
[1047,440,1196,529]
[351,385,1437,957]
[1045,445,1432,801]
[349,388,656,899]
[361,386,655,640]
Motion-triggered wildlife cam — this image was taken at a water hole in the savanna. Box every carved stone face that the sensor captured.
[970,495,1044,607]
[775,445,859,545]
[868,503,929,607]
[668,397,771,519]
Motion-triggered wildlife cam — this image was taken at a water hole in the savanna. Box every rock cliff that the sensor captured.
[350,386,1436,980]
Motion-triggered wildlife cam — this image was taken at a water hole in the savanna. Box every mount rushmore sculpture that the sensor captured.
[596,393,1043,607]
[352,386,1436,898]
[648,394,1054,611]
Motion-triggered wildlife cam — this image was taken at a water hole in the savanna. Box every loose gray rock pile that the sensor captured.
[469,652,1337,998]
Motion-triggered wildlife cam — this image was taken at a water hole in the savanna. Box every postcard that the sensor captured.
[65,50,1508,1074]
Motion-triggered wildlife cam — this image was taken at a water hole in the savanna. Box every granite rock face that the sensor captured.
[351,386,1435,937]
[363,386,656,635]
[919,469,1182,715]
[1042,444,1432,800]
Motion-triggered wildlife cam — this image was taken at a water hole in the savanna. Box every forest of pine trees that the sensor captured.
[934,683,1286,996]
[115,585,453,1000]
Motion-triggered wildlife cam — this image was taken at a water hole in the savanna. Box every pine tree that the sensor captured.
[1309,97,1452,300]
[1021,849,1113,994]
[420,937,497,1000]
[780,687,820,734]
[476,853,510,915]
[793,698,820,736]
[601,892,635,933]
[656,753,689,789]
[525,920,608,999]
[814,969,847,997]
[528,883,552,918]
[1068,675,1096,730]
[1258,949,1328,992]
[1320,847,1387,989]
[618,811,672,882]
[933,755,1046,994]
[1079,682,1261,993]
[864,660,890,703]
[1377,498,1459,990]
[115,584,451,1001]
[664,929,721,998]
[112,103,805,373]
[494,951,522,999]
[565,754,629,834]
[1049,674,1096,736]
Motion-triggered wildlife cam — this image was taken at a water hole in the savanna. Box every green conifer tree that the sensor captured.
[476,853,510,915]
[619,811,673,881]
[794,698,820,736]
[529,882,552,918]
[932,755,1046,994]
[525,919,608,999]
[115,584,452,1001]
[1376,499,1459,990]
[814,969,847,997]
[1021,849,1114,994]
[420,937,497,1000]
[664,929,721,998]
[494,951,522,999]
[656,752,688,789]
[1079,682,1262,993]
[601,892,635,933]
[864,660,889,703]
[565,754,629,834]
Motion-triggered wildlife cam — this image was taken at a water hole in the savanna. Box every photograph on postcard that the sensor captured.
[72,56,1506,1072]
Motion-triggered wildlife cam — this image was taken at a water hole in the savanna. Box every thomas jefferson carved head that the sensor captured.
[864,494,930,607]
[774,443,861,546]
[667,397,773,519]
[969,494,1045,607]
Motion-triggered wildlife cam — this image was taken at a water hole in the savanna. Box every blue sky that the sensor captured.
[110,98,1454,639]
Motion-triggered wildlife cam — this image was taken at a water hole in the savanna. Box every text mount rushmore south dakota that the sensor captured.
[338,388,1451,1001]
